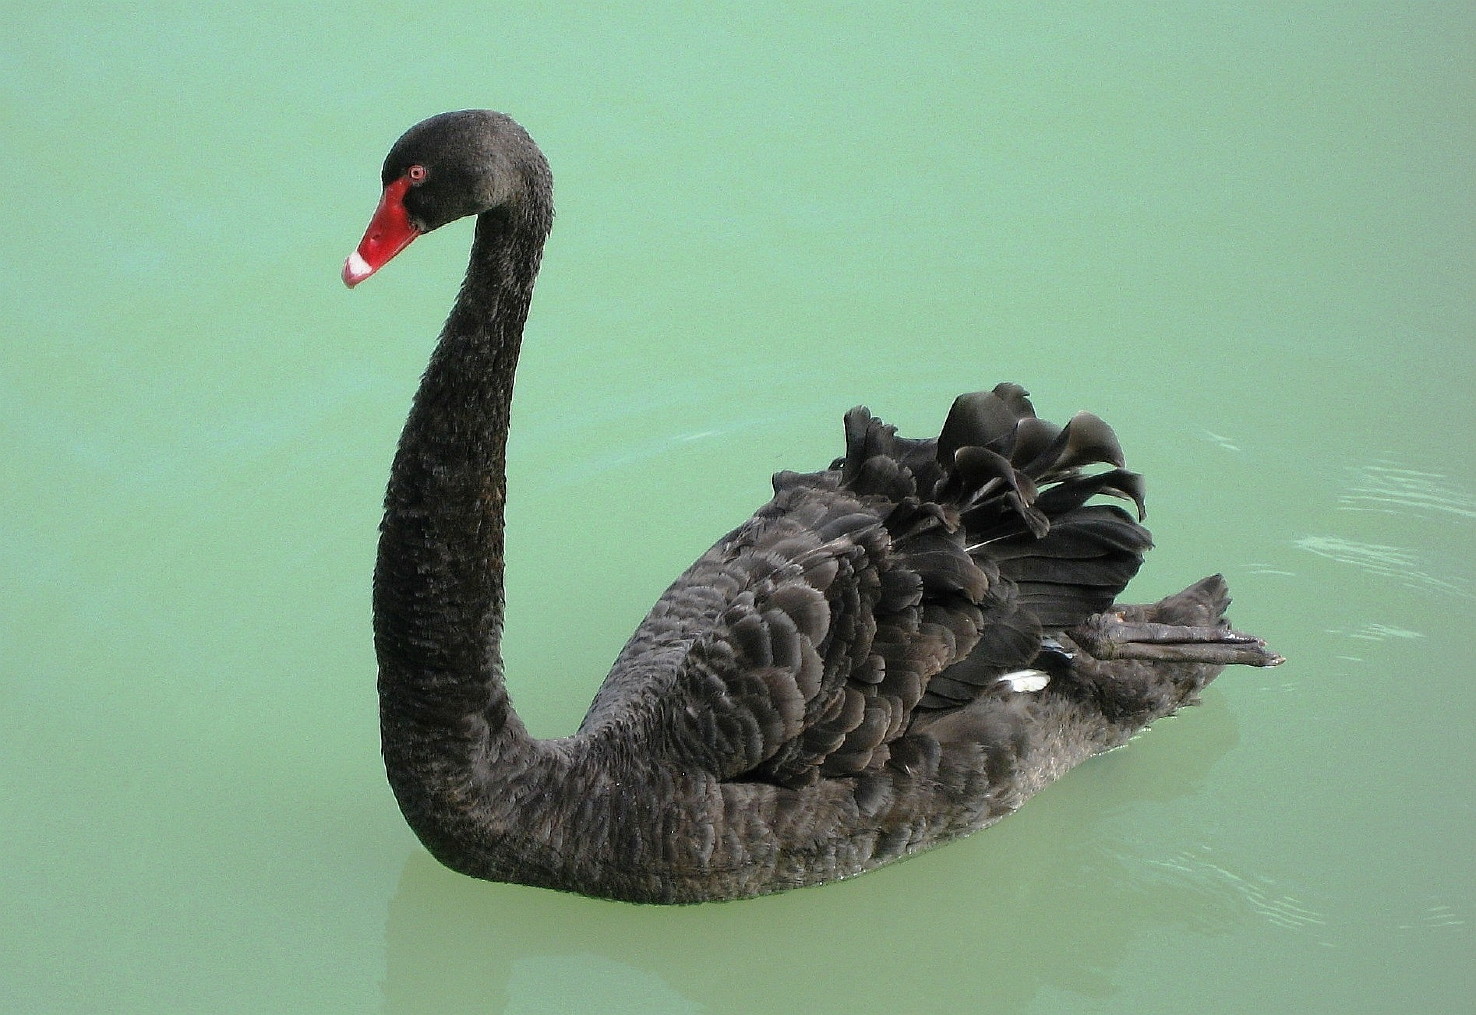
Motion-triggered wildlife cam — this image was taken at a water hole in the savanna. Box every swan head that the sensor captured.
[344,110,550,287]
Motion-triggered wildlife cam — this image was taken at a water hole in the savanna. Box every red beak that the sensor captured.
[343,177,420,287]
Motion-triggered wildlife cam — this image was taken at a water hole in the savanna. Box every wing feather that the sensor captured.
[599,382,1153,786]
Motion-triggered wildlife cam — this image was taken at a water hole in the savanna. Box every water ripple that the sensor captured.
[1200,429,1242,453]
[1341,622,1424,642]
[1138,846,1331,935]
[1337,464,1476,520]
[1397,902,1468,932]
[1294,534,1472,598]
[1130,847,1472,947]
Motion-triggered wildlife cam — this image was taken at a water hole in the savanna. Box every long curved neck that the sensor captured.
[375,197,554,833]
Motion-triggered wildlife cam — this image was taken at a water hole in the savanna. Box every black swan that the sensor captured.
[345,110,1283,904]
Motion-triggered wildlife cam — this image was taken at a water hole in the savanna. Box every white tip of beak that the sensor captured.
[342,250,374,288]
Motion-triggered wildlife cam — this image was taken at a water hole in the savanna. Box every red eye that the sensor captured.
[407,165,428,183]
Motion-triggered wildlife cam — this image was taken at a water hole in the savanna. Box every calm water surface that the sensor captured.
[4,4,1472,1012]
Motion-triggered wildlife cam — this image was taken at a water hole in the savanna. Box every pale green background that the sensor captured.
[3,3,1472,1013]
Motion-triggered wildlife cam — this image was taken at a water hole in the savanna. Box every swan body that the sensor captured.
[347,110,1282,903]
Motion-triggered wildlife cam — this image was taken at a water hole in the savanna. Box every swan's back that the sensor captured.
[579,383,1154,788]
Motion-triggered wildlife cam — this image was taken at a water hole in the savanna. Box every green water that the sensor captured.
[4,3,1472,1012]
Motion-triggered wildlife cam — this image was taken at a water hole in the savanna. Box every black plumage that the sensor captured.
[354,110,1283,904]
